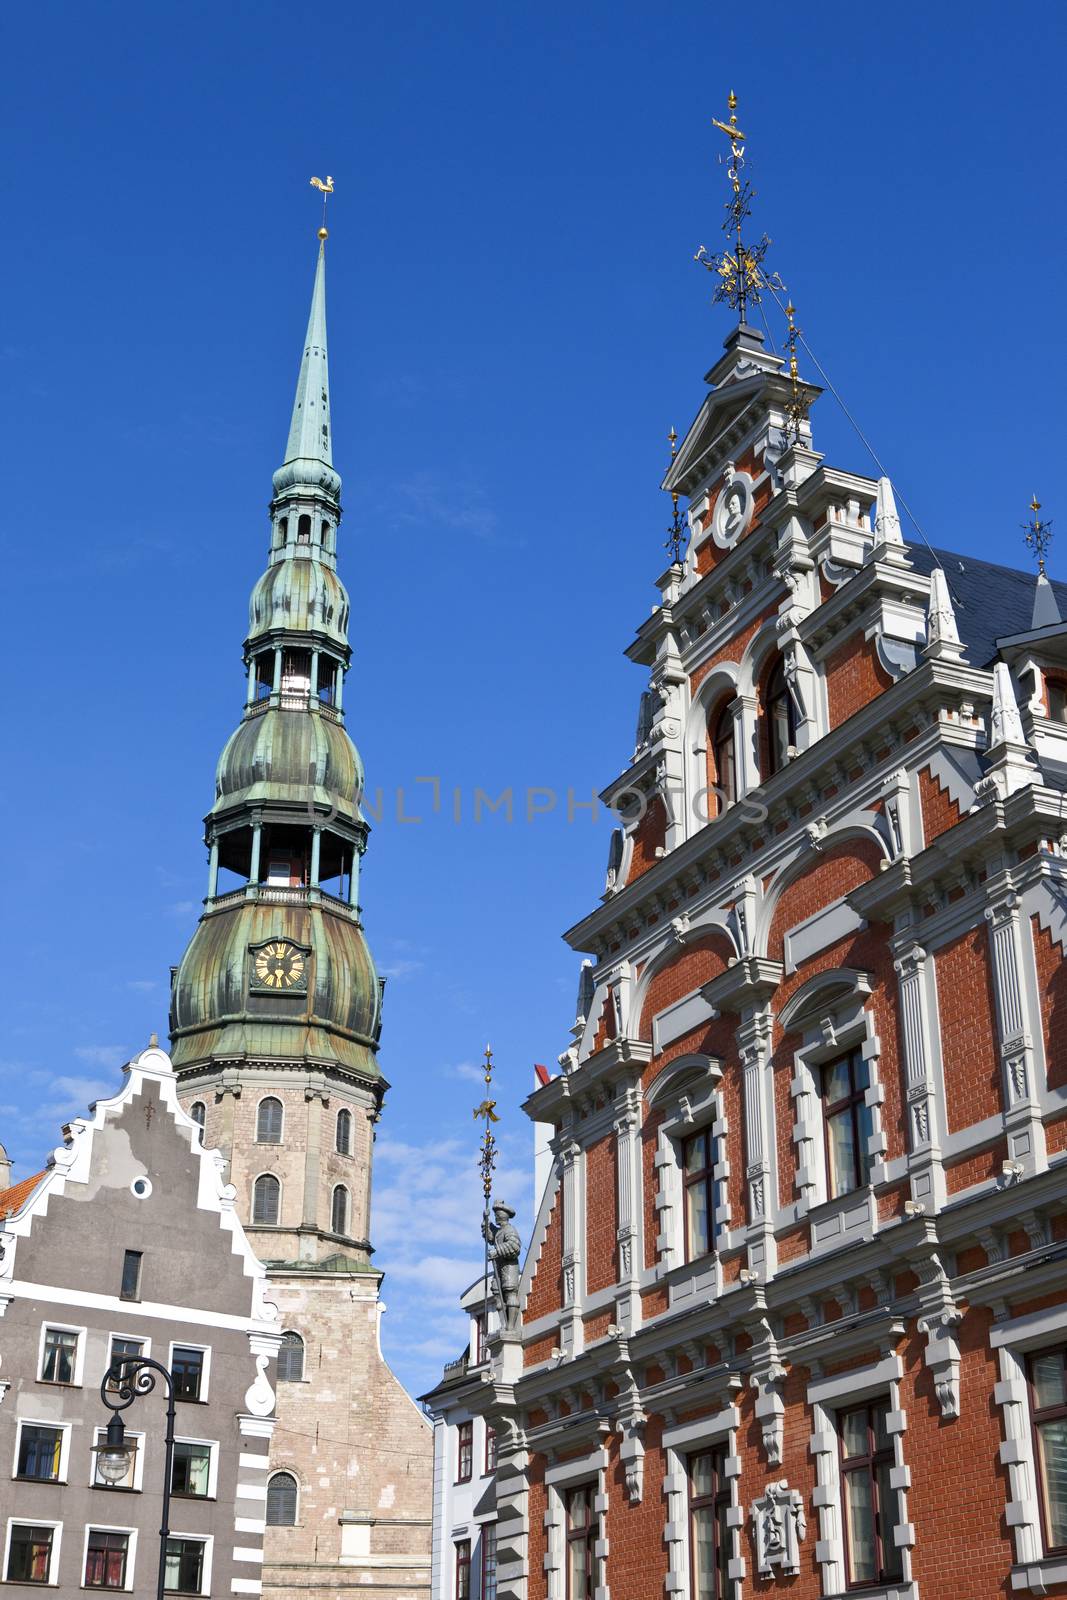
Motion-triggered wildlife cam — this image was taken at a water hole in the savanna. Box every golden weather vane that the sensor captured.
[1023,494,1054,575]
[664,426,687,564]
[784,301,809,444]
[309,174,334,239]
[694,91,783,324]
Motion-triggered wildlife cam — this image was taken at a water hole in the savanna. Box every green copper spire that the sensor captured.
[284,240,332,469]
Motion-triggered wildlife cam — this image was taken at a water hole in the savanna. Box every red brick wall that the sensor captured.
[689,604,778,696]
[603,1421,669,1595]
[524,1182,563,1327]
[918,763,963,845]
[766,838,883,963]
[585,1135,618,1295]
[935,926,1002,1132]
[642,1109,663,1271]
[625,793,667,884]
[824,630,894,728]
[1034,917,1067,1091]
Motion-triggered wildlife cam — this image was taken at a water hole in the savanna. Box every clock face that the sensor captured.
[253,941,306,990]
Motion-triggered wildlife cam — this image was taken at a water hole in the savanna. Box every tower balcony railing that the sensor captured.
[205,882,360,920]
[243,694,343,724]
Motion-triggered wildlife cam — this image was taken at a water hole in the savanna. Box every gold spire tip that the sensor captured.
[318,227,329,240]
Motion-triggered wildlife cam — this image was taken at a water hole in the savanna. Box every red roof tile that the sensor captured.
[0,1171,47,1219]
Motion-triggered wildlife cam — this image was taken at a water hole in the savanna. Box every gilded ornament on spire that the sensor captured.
[694,91,783,322]
[310,174,334,239]
[1023,494,1054,575]
[784,301,809,444]
[664,427,687,564]
[474,1044,498,1209]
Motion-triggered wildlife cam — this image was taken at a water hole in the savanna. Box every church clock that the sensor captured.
[251,940,307,992]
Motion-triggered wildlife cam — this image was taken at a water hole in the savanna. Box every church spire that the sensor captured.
[283,239,332,470]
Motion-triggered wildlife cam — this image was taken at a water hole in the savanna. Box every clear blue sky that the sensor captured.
[1,0,1064,1397]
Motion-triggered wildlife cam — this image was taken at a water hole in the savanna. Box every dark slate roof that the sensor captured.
[907,543,1067,669]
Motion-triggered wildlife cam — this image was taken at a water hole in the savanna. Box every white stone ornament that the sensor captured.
[243,1353,276,1418]
[925,567,965,661]
[750,1480,807,1577]
[712,467,754,549]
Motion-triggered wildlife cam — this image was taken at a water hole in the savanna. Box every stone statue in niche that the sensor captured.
[483,1200,522,1333]
[750,1481,806,1578]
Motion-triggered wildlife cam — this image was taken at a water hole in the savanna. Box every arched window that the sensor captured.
[277,1331,304,1383]
[336,1109,352,1155]
[331,1185,349,1235]
[253,1173,280,1226]
[275,517,288,548]
[764,657,797,775]
[266,1471,298,1526]
[189,1101,206,1128]
[297,514,311,544]
[257,1097,283,1144]
[710,701,736,816]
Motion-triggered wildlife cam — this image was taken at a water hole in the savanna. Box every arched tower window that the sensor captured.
[764,657,797,776]
[710,700,737,817]
[336,1109,352,1155]
[297,514,311,544]
[256,1097,283,1144]
[275,517,288,548]
[277,1331,304,1382]
[189,1102,206,1143]
[321,522,332,552]
[331,1184,349,1235]
[266,1471,298,1526]
[252,1173,280,1226]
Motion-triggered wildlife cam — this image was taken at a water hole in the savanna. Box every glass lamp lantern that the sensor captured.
[92,1415,138,1485]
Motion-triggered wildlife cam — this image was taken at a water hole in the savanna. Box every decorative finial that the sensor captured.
[473,1044,499,1209]
[694,91,783,323]
[148,1031,158,1049]
[784,300,808,444]
[664,427,687,564]
[1023,494,1054,575]
[310,174,334,240]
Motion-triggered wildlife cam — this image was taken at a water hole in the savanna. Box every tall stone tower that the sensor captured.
[169,227,432,1600]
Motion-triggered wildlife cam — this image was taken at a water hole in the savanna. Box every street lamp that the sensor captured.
[95,1356,177,1600]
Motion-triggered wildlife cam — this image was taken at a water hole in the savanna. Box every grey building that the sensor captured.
[0,1042,281,1599]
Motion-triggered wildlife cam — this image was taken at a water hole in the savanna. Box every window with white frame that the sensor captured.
[661,1408,740,1600]
[837,1401,903,1588]
[682,1128,722,1262]
[1028,1346,1067,1552]
[480,1522,498,1600]
[456,1420,473,1483]
[4,1521,61,1585]
[687,1447,732,1598]
[91,1427,144,1491]
[992,1307,1067,1588]
[14,1421,68,1484]
[454,1538,471,1600]
[106,1335,148,1390]
[646,1056,726,1276]
[543,1448,609,1600]
[170,1440,216,1499]
[565,1484,596,1600]
[38,1325,82,1386]
[163,1536,210,1596]
[83,1527,134,1590]
[169,1345,209,1403]
[822,1048,875,1199]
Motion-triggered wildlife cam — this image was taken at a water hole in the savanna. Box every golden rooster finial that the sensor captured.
[309,175,335,239]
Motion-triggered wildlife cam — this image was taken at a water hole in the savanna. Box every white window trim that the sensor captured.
[80,1523,138,1593]
[251,1171,282,1226]
[165,1530,213,1597]
[106,1331,153,1383]
[3,1516,63,1587]
[662,1404,743,1597]
[788,993,886,1223]
[90,1426,146,1492]
[649,1058,726,1281]
[171,1436,220,1501]
[37,1321,87,1386]
[12,1417,73,1484]
[168,1341,212,1404]
[807,1355,916,1600]
[543,1446,608,1600]
[266,1469,300,1527]
[255,1096,284,1144]
[991,1304,1067,1591]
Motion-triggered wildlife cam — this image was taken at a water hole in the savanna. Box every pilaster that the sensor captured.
[893,942,946,1209]
[984,890,1047,1175]
[611,1089,642,1334]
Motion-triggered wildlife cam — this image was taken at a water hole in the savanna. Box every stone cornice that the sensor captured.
[522,1040,651,1126]
[702,957,783,1013]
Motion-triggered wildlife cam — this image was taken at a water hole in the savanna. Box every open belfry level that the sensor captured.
[168,223,432,1597]
[424,100,1067,1600]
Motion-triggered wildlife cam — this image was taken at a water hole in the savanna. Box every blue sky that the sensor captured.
[1,0,1064,1398]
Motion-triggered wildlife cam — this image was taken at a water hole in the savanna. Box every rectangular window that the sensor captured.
[119,1251,142,1301]
[171,1347,205,1402]
[683,1129,719,1262]
[822,1049,874,1199]
[456,1421,473,1483]
[454,1538,471,1600]
[565,1484,597,1600]
[687,1448,730,1600]
[171,1442,212,1498]
[481,1524,498,1600]
[1029,1345,1067,1550]
[16,1424,64,1482]
[473,1313,486,1365]
[485,1425,498,1475]
[838,1401,902,1588]
[85,1530,130,1589]
[92,1428,141,1491]
[6,1526,55,1585]
[107,1337,145,1391]
[40,1327,79,1384]
[164,1538,205,1595]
